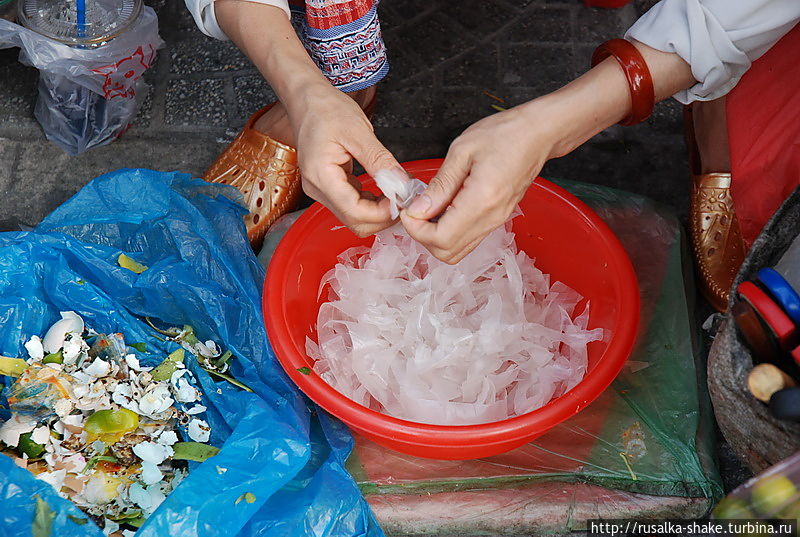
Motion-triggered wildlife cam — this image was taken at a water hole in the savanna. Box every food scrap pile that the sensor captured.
[307,172,605,426]
[0,312,232,534]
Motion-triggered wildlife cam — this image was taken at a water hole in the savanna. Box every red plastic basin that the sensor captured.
[263,159,640,460]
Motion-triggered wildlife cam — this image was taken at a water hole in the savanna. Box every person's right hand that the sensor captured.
[290,83,404,238]
[399,103,553,264]
[214,1,404,238]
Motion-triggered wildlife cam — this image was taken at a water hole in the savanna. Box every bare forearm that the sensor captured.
[214,1,330,112]
[520,40,696,159]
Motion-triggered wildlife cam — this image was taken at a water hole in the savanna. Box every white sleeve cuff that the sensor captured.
[184,0,291,41]
[626,0,800,104]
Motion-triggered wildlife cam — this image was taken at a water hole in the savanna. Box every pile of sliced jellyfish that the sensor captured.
[306,171,604,425]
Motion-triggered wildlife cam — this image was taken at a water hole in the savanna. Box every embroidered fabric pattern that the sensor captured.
[291,1,389,92]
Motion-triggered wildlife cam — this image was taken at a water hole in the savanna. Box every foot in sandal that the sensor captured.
[686,100,746,312]
[203,86,377,251]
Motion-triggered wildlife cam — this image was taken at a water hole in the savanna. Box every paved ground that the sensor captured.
[0,0,688,227]
[0,0,750,497]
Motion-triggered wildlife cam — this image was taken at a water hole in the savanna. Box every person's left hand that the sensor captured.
[400,102,559,264]
[290,83,402,238]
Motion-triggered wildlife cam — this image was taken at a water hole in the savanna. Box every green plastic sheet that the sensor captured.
[342,179,722,502]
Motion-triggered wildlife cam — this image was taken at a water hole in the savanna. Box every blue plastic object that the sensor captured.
[757,267,800,326]
[0,169,382,537]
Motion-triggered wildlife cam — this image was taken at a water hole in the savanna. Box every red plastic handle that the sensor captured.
[591,39,655,126]
[738,281,797,350]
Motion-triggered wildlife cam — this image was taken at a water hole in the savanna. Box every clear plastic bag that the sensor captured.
[0,8,163,155]
[712,450,800,523]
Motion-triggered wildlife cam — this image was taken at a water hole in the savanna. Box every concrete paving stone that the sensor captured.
[645,98,684,135]
[142,50,165,85]
[234,74,277,120]
[633,0,661,14]
[493,86,549,108]
[381,137,448,164]
[2,142,75,226]
[0,138,226,226]
[505,6,573,43]
[441,45,500,88]
[443,0,514,38]
[386,0,438,23]
[170,38,253,75]
[376,2,405,30]
[439,88,499,133]
[373,84,435,129]
[164,77,228,126]
[397,13,477,65]
[131,83,154,129]
[168,0,209,34]
[144,0,169,19]
[66,139,224,179]
[502,44,576,92]
[0,138,20,184]
[542,132,689,216]
[573,5,626,44]
[380,36,429,85]
[0,51,38,121]
[502,0,537,8]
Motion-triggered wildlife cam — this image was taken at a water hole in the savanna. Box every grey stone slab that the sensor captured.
[380,137,447,164]
[0,138,20,182]
[505,6,574,43]
[131,83,154,129]
[144,0,169,19]
[502,0,537,8]
[142,50,165,85]
[489,87,547,108]
[0,52,38,123]
[541,132,689,218]
[633,0,661,14]
[0,141,75,226]
[170,38,253,75]
[441,45,500,88]
[443,0,513,38]
[380,44,428,86]
[397,14,476,65]
[233,74,277,121]
[0,138,225,226]
[439,88,498,132]
[376,3,404,31]
[645,97,684,135]
[373,84,435,129]
[387,0,437,23]
[165,78,228,126]
[502,44,576,92]
[173,7,208,35]
[574,5,627,44]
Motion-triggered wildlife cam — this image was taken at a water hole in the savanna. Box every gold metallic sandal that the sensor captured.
[685,105,746,312]
[204,103,301,251]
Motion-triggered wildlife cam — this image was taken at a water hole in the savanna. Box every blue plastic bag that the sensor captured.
[0,169,383,537]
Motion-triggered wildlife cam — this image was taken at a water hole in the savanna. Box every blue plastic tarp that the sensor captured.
[0,169,382,537]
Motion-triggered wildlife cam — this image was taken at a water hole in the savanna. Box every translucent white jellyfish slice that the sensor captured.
[374,169,427,219]
[310,218,605,425]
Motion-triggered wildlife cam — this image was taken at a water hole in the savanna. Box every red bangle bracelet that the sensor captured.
[591,39,655,126]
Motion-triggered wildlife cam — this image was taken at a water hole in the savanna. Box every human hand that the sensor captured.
[398,38,697,264]
[400,103,558,264]
[290,84,403,237]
